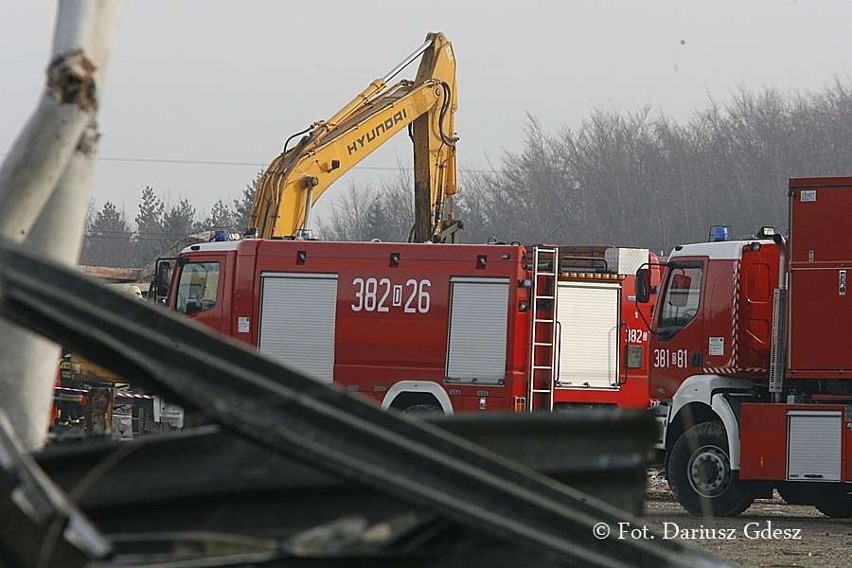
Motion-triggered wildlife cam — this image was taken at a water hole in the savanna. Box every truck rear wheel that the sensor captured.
[814,493,852,518]
[401,403,443,415]
[777,483,812,505]
[667,421,754,517]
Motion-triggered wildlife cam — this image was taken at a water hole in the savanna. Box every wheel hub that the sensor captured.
[687,445,731,498]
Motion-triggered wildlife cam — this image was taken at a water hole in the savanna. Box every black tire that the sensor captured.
[777,484,813,506]
[401,403,443,415]
[667,421,754,517]
[814,494,852,518]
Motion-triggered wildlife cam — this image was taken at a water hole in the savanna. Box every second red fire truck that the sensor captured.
[637,176,851,518]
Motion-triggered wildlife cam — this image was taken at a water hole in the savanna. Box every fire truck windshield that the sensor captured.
[176,262,220,315]
[658,261,703,333]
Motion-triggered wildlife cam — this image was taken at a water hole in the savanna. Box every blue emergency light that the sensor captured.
[708,225,730,242]
[214,230,228,242]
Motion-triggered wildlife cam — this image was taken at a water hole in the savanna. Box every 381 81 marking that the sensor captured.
[653,348,688,369]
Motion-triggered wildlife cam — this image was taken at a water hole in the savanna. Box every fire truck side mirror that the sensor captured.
[635,268,651,304]
[155,260,172,299]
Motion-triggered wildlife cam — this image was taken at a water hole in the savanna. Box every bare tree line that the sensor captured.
[82,81,852,268]
[320,81,852,252]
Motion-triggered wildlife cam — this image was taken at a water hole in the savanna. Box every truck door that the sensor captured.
[258,273,338,384]
[650,259,705,398]
[173,258,228,336]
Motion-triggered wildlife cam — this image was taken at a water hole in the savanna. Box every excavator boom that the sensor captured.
[248,32,459,242]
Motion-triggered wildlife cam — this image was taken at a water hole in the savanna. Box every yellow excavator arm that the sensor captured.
[248,32,459,242]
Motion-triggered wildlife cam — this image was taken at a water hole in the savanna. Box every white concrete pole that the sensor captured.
[0,0,122,450]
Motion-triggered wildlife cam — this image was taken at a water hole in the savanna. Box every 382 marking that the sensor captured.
[352,277,431,314]
[626,328,649,344]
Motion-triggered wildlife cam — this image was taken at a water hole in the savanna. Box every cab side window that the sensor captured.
[176,262,220,314]
[658,262,703,331]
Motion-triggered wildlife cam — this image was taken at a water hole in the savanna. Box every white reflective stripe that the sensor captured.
[556,282,620,389]
[258,274,338,383]
[446,279,509,383]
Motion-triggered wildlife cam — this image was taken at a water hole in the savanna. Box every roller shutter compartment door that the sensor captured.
[556,282,620,389]
[446,278,510,384]
[259,273,338,383]
[787,411,841,482]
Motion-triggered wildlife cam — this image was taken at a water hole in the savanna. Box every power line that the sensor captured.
[0,151,499,174]
[99,156,266,168]
[98,155,500,174]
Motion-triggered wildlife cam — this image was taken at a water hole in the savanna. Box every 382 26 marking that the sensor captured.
[351,277,431,314]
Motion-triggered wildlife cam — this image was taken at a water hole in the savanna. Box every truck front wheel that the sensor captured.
[668,421,754,517]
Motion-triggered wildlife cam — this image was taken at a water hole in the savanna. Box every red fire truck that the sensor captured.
[162,241,659,414]
[636,176,852,517]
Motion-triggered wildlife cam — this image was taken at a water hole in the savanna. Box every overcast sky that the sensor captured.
[2,1,852,223]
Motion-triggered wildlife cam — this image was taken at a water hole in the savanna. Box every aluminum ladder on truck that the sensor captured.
[527,247,559,411]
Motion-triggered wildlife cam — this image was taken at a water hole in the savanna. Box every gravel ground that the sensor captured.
[640,473,852,568]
